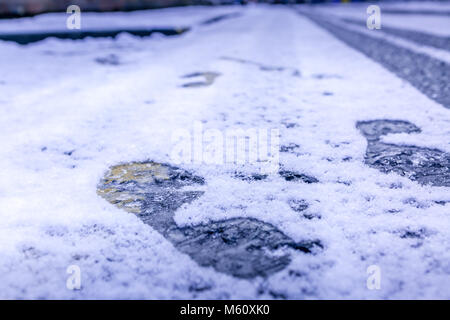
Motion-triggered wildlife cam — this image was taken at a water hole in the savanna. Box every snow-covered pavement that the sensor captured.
[0,4,449,299]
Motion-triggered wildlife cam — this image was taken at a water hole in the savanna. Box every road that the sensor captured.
[0,3,449,299]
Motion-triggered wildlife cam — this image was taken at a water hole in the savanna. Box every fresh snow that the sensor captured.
[0,4,449,299]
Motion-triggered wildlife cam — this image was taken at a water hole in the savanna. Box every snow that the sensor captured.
[0,4,449,299]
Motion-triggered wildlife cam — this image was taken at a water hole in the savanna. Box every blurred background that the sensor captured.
[0,0,417,18]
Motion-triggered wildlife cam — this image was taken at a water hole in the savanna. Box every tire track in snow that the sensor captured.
[382,9,450,17]
[297,10,450,110]
[343,18,450,52]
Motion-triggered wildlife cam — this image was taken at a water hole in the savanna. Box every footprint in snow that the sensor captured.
[221,56,301,77]
[181,72,221,88]
[356,119,450,187]
[97,162,321,279]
